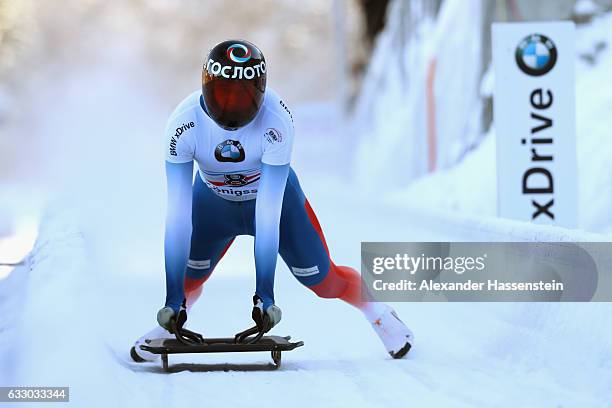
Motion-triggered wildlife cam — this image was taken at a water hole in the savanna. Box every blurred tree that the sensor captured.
[359,0,390,44]
[0,1,31,80]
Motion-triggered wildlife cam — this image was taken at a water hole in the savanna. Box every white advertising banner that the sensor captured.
[492,21,577,228]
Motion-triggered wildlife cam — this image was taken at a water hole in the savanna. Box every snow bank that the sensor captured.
[0,262,27,385]
[351,0,432,186]
[351,0,486,188]
[2,206,107,399]
[382,193,609,242]
[427,0,486,167]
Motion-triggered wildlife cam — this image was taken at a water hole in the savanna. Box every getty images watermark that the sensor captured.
[361,243,612,302]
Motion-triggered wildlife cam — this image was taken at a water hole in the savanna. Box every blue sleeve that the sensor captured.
[254,163,290,310]
[164,161,194,313]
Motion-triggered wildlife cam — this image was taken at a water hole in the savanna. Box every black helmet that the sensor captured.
[202,40,267,131]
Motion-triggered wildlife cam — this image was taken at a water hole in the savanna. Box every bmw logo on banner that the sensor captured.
[515,34,558,76]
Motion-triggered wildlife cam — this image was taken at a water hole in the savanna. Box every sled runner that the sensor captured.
[139,335,303,371]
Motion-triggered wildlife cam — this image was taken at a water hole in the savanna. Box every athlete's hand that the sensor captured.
[157,304,204,344]
[157,304,187,332]
[252,295,282,333]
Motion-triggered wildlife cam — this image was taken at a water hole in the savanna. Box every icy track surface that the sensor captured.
[2,197,612,407]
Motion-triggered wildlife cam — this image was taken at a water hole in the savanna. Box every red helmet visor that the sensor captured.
[203,77,264,130]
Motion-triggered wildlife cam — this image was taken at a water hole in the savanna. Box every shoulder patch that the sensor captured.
[265,128,283,144]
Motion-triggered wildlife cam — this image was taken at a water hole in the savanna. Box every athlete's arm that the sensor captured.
[163,160,194,313]
[254,163,290,310]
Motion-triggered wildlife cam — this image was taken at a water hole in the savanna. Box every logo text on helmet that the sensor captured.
[205,58,266,80]
[226,43,252,63]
